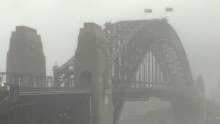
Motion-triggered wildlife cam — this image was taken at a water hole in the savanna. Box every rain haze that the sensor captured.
[0,0,220,124]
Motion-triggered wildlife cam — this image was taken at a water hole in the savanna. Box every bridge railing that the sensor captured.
[130,81,171,89]
[0,72,75,89]
[112,79,172,90]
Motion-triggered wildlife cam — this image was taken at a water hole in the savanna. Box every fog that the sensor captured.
[1,1,220,124]
[1,0,220,95]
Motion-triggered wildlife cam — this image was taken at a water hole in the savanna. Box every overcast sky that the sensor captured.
[0,0,220,95]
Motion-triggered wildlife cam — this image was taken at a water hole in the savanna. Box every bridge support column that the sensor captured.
[74,23,113,124]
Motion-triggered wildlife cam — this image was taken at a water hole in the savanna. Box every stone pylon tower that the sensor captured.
[7,26,46,87]
[74,23,113,124]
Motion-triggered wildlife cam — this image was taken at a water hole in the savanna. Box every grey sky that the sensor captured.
[0,0,220,95]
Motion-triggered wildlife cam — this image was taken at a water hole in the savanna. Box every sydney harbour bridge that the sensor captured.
[0,18,212,124]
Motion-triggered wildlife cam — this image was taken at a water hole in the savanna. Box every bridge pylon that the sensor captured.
[7,26,46,87]
[74,23,113,124]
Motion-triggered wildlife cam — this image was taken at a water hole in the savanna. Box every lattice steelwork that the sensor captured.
[104,19,193,90]
[52,19,194,123]
[133,51,166,89]
[104,19,194,123]
[53,56,75,87]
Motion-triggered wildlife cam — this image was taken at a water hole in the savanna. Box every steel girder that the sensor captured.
[105,19,194,123]
[53,19,194,124]
[108,19,194,91]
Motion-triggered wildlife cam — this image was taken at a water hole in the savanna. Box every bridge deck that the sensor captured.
[19,88,91,96]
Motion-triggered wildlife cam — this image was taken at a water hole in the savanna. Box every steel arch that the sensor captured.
[106,19,195,123]
[108,19,193,89]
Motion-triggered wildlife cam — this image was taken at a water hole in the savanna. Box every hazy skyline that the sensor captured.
[1,0,220,95]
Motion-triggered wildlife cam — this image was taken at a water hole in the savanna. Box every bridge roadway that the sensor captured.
[19,88,90,96]
[18,87,178,99]
[17,81,183,99]
[14,80,192,103]
[0,81,186,112]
